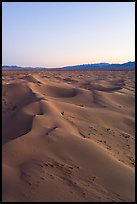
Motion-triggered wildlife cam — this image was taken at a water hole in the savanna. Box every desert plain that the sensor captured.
[2,69,135,202]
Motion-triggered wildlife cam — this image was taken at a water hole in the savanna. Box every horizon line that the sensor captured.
[2,60,135,68]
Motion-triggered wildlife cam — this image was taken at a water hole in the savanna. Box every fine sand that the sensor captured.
[2,70,135,202]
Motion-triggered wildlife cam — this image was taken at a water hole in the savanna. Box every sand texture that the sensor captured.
[2,70,135,202]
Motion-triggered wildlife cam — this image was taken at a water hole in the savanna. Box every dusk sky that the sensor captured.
[2,2,135,68]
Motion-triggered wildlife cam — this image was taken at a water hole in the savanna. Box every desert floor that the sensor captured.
[2,70,135,202]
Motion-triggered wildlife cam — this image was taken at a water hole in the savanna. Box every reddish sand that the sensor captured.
[2,70,135,202]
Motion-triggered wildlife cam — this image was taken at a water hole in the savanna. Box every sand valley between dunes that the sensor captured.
[2,70,135,202]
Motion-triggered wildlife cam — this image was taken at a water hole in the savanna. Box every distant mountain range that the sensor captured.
[60,61,135,70]
[2,61,135,70]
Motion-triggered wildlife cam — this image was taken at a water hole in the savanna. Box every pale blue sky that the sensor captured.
[2,2,135,68]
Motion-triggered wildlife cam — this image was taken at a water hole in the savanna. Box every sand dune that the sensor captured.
[2,70,135,202]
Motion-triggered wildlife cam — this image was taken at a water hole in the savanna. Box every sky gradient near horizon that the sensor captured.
[2,2,135,68]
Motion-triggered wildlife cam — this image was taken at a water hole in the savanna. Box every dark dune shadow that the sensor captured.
[2,110,34,145]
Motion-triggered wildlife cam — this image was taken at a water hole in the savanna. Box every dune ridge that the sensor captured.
[2,70,135,202]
